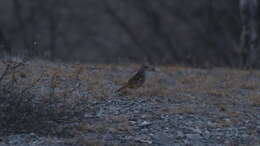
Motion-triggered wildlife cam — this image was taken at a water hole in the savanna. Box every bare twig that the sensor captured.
[0,64,10,83]
[49,72,59,97]
[21,71,45,95]
[69,66,83,93]
[1,62,25,90]
[0,61,24,84]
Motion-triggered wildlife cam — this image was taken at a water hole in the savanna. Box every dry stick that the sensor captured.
[69,69,82,93]
[10,62,24,70]
[2,61,25,77]
[49,72,59,98]
[21,71,45,95]
[7,70,18,90]
[2,62,30,116]
[0,64,10,83]
[48,72,60,115]
[2,62,25,90]
[60,68,82,106]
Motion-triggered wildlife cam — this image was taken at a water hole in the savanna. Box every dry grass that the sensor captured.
[0,58,260,138]
[75,136,104,146]
[0,60,89,136]
[159,105,196,115]
[249,93,260,106]
[1,60,257,100]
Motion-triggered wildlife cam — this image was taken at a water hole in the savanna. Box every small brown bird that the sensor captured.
[116,64,155,92]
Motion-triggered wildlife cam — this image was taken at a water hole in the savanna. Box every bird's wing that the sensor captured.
[128,72,144,85]
[116,84,128,92]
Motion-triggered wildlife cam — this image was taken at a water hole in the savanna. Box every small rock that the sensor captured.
[207,121,216,127]
[224,118,231,123]
[186,134,201,140]
[190,127,202,134]
[129,121,137,125]
[134,136,152,144]
[84,113,94,118]
[139,121,151,127]
[177,131,185,138]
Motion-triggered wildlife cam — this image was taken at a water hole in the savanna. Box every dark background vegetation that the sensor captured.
[0,0,259,67]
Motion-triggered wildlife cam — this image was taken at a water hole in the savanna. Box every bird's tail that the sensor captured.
[116,84,128,92]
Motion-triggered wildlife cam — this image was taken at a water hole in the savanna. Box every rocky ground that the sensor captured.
[0,59,260,146]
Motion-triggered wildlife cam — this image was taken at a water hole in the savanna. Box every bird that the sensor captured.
[116,64,155,92]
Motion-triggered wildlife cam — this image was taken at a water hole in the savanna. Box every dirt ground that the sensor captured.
[0,59,260,146]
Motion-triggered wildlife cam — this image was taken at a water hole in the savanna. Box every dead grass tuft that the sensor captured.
[75,136,104,146]
[159,105,196,115]
[1,59,259,138]
[249,93,260,106]
[0,60,89,136]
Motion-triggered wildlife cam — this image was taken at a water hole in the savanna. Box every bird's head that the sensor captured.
[140,64,155,72]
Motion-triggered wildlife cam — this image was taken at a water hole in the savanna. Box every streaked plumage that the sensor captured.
[116,64,155,92]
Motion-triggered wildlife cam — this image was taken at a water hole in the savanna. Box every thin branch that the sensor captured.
[0,64,10,83]
[21,71,45,95]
